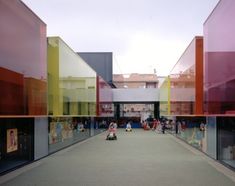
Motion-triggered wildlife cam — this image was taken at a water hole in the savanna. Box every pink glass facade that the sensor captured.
[97,76,113,117]
[0,0,47,115]
[204,0,235,114]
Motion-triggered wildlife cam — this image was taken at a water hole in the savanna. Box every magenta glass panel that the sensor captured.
[204,0,235,114]
[98,76,113,117]
[0,0,47,115]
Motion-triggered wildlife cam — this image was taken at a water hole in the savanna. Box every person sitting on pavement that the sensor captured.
[143,120,150,130]
[152,118,158,130]
[126,121,132,131]
[108,122,117,135]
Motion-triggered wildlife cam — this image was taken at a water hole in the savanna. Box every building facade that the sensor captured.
[160,0,235,170]
[0,0,48,173]
[203,0,235,169]
[113,73,159,126]
[0,1,113,174]
[1,0,235,174]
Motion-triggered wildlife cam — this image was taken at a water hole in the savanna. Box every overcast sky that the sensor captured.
[22,0,219,76]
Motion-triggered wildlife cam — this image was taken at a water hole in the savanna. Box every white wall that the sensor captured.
[113,88,159,102]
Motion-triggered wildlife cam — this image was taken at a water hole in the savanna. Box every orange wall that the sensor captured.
[195,37,203,115]
[25,78,47,115]
[0,67,24,114]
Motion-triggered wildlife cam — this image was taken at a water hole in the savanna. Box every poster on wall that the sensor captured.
[7,128,18,153]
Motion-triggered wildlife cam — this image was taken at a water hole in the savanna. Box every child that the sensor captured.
[126,121,132,131]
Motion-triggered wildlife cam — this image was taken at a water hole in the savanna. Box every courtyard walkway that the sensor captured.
[0,129,235,186]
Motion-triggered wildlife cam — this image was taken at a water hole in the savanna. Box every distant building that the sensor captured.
[113,73,158,89]
[113,73,159,119]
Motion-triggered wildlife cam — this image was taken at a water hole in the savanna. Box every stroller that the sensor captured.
[106,124,117,140]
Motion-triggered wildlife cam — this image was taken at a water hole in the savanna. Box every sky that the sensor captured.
[22,0,219,76]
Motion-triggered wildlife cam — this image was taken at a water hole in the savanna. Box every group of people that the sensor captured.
[106,119,207,140]
[107,118,167,134]
[106,121,133,140]
[142,119,167,133]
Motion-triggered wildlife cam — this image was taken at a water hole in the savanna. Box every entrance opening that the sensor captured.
[116,103,158,128]
[0,118,34,174]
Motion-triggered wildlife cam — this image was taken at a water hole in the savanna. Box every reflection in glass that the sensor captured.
[98,76,114,117]
[204,0,235,114]
[47,37,97,116]
[175,116,206,151]
[0,1,47,115]
[169,37,203,115]
[48,117,90,153]
[217,117,235,169]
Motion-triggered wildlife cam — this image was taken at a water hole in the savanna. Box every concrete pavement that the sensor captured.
[0,129,235,186]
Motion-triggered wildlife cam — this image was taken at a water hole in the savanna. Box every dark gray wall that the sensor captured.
[34,117,48,160]
[78,52,113,83]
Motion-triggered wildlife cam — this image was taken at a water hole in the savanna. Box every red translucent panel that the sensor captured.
[0,1,47,115]
[98,76,113,116]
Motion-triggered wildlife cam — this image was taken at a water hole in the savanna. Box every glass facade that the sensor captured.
[97,76,113,117]
[48,116,110,153]
[161,0,235,170]
[47,37,110,153]
[48,116,90,153]
[174,116,206,150]
[0,0,47,174]
[0,0,47,115]
[1,0,234,175]
[165,116,217,160]
[169,37,203,115]
[217,117,235,169]
[204,0,235,114]
[47,37,97,116]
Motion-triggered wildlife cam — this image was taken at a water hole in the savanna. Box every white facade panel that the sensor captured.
[113,88,159,102]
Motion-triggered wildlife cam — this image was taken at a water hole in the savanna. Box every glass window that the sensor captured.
[98,76,113,117]
[175,116,206,151]
[48,116,91,153]
[47,37,97,116]
[217,117,235,169]
[169,37,203,115]
[0,1,47,115]
[204,0,235,114]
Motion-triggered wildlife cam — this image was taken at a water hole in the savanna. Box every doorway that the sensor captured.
[0,118,34,174]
